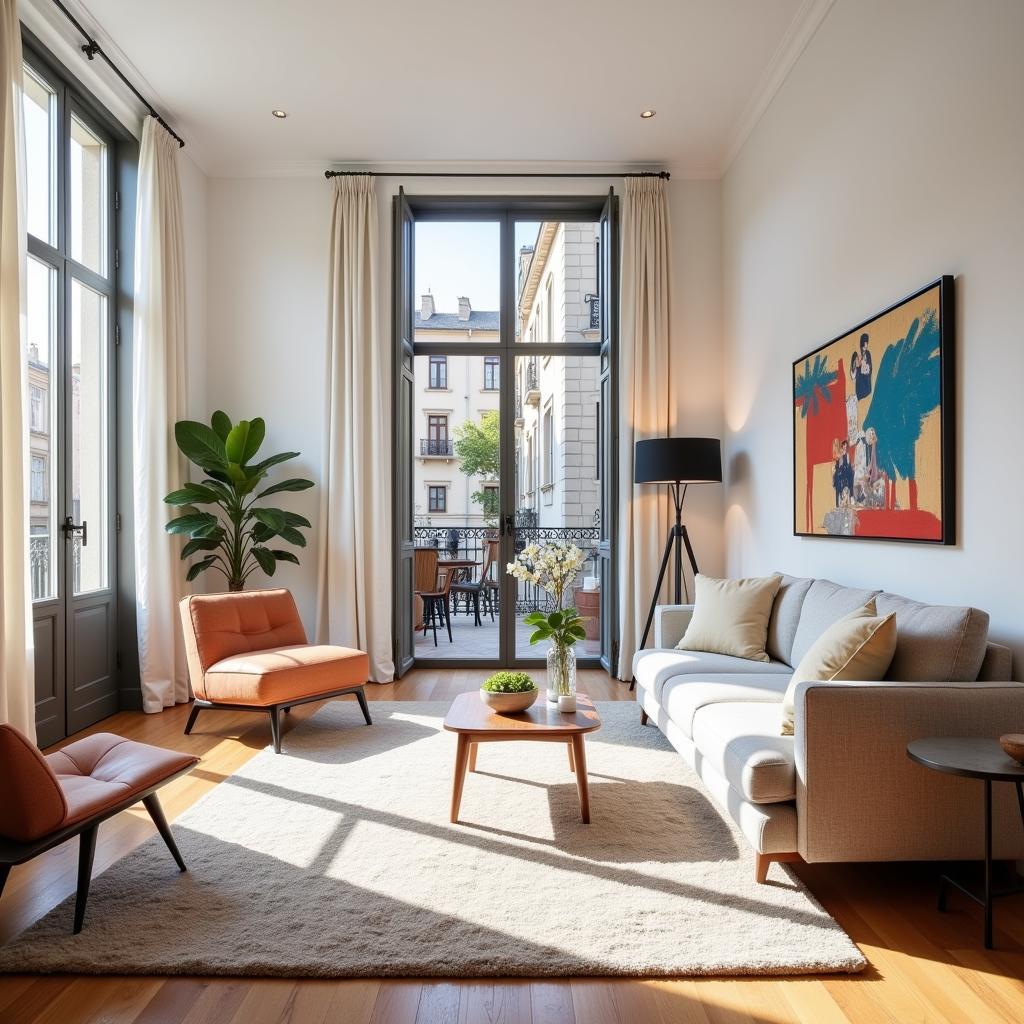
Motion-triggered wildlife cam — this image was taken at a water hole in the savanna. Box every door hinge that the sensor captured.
[114,323,121,346]
[115,512,122,532]
[114,248,120,270]
[114,190,120,211]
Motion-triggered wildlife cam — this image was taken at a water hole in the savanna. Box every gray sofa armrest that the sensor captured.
[654,604,694,649]
[794,679,1024,863]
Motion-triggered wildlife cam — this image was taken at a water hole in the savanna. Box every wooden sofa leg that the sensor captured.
[755,852,801,883]
[355,686,373,726]
[639,708,649,726]
[73,825,98,934]
[144,794,186,872]
[184,703,201,736]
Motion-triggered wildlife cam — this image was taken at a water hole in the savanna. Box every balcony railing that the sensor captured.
[413,522,598,613]
[419,438,454,457]
[29,533,81,601]
[523,360,540,406]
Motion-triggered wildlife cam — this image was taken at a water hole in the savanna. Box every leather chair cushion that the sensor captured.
[203,644,370,707]
[0,725,68,842]
[46,733,198,829]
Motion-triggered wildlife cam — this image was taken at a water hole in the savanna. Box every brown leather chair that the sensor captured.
[180,588,372,753]
[0,725,198,933]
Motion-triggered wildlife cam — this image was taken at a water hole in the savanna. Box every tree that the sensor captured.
[454,410,499,524]
[793,353,840,531]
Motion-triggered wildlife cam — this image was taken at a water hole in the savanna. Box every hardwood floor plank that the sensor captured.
[415,980,461,1023]
[321,980,380,1024]
[529,981,575,1024]
[457,981,532,1024]
[129,978,212,1024]
[225,979,299,1024]
[368,980,421,1024]
[0,976,71,1024]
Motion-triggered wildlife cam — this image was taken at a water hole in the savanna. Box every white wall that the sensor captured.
[201,172,725,634]
[722,0,1024,665]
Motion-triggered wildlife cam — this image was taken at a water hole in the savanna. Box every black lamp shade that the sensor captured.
[634,437,722,484]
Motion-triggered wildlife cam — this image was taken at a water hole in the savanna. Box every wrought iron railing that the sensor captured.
[419,438,454,457]
[413,522,598,613]
[29,533,81,601]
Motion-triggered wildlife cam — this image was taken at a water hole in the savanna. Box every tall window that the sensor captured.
[425,414,449,456]
[542,404,553,487]
[428,354,447,389]
[483,355,499,390]
[29,385,46,431]
[31,455,47,501]
[545,277,553,343]
[428,485,447,513]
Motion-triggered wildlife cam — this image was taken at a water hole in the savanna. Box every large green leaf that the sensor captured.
[243,418,265,463]
[166,512,218,536]
[529,627,553,644]
[277,526,307,548]
[250,508,287,533]
[283,510,312,529]
[181,537,221,559]
[252,547,276,576]
[251,522,274,543]
[164,483,222,506]
[210,410,232,441]
[224,421,250,464]
[270,549,300,565]
[225,463,247,486]
[175,421,227,470]
[248,451,299,476]
[186,556,217,582]
[256,478,314,499]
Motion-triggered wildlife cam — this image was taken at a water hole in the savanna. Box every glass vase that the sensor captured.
[546,641,577,703]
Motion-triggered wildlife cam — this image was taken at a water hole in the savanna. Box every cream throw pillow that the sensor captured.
[676,574,782,663]
[780,600,897,736]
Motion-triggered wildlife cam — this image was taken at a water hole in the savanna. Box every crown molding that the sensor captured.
[720,0,837,174]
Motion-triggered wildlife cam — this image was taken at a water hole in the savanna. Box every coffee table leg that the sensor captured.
[451,735,471,823]
[567,741,575,773]
[571,735,590,824]
[469,742,478,773]
[984,778,993,949]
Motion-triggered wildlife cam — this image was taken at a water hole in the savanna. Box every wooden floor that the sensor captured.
[2,668,1023,1024]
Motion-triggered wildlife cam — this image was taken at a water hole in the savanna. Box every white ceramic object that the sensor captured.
[557,694,577,713]
[480,687,539,714]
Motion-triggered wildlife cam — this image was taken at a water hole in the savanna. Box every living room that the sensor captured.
[1,0,1022,1021]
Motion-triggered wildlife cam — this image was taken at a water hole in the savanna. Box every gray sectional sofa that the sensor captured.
[632,575,1024,881]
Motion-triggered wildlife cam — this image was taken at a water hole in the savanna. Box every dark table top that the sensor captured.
[907,737,1024,782]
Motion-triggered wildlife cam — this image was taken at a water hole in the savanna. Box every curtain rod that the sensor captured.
[49,0,185,148]
[324,169,670,180]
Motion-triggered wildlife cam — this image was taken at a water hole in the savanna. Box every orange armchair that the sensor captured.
[179,588,372,753]
[0,725,197,933]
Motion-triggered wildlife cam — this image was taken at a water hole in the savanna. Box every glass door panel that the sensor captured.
[23,66,57,246]
[70,115,108,274]
[413,354,500,660]
[27,256,58,601]
[513,354,602,660]
[69,278,109,595]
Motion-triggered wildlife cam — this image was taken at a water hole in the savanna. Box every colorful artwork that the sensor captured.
[792,278,955,544]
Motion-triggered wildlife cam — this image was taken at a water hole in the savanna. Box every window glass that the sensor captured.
[23,66,56,244]
[70,115,107,274]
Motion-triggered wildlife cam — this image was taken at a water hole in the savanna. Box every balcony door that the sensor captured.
[392,193,618,673]
[24,46,121,745]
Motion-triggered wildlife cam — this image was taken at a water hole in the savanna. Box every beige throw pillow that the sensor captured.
[676,574,782,663]
[780,600,897,736]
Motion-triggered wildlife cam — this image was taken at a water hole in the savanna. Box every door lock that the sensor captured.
[62,515,88,547]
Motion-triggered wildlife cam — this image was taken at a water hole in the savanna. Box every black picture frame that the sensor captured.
[792,275,955,545]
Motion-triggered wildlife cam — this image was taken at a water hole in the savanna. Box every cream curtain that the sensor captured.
[0,0,34,739]
[132,116,190,713]
[316,175,393,680]
[616,176,673,679]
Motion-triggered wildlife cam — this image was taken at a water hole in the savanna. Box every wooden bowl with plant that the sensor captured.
[480,671,539,714]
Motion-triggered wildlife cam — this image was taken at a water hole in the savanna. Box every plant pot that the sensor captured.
[574,587,601,641]
[480,687,539,714]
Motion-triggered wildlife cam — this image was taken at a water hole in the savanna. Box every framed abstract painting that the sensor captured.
[792,276,955,544]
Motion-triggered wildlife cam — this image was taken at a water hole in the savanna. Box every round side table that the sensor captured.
[907,737,1024,949]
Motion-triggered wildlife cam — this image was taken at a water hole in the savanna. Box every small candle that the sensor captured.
[557,694,577,713]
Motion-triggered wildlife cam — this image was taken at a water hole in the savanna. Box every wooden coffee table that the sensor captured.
[443,692,602,824]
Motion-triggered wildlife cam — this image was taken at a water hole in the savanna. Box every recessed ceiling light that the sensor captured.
[271,109,288,119]
[640,109,656,119]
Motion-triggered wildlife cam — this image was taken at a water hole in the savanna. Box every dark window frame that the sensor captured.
[483,355,499,390]
[428,485,447,513]
[428,354,447,389]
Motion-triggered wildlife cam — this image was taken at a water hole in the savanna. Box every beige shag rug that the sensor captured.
[0,701,865,977]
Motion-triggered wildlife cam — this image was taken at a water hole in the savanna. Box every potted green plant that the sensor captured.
[506,542,588,704]
[164,412,314,591]
[480,671,539,714]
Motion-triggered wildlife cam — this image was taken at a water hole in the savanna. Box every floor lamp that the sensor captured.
[630,438,722,691]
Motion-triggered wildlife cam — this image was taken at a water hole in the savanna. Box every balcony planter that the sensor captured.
[574,586,600,641]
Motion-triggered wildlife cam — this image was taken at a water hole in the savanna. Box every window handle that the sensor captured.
[502,514,515,536]
[62,515,87,547]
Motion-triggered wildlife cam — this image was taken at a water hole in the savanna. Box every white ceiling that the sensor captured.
[65,0,825,177]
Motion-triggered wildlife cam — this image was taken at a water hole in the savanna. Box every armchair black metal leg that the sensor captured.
[73,825,98,934]
[143,794,186,872]
[355,687,372,726]
[443,596,453,643]
[269,707,283,754]
[184,703,201,735]
[473,591,481,627]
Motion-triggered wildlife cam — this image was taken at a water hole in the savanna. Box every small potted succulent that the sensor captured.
[480,671,539,714]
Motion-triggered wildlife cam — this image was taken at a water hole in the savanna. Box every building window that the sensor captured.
[424,414,450,456]
[429,355,447,389]
[31,454,47,501]
[30,385,46,432]
[545,277,553,343]
[483,356,499,390]
[542,405,553,487]
[428,485,447,513]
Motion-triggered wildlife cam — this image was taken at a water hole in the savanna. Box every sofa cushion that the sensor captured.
[633,650,792,702]
[789,579,881,667]
[677,574,782,662]
[875,592,990,682]
[692,702,796,804]
[660,672,791,739]
[766,574,813,666]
